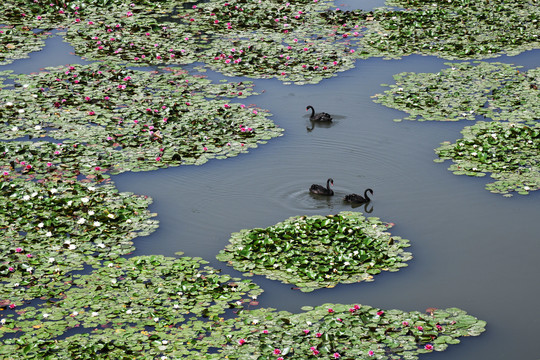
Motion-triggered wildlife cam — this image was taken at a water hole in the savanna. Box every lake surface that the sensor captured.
[4,4,540,358]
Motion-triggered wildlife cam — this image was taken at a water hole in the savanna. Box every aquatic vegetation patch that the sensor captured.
[0,62,282,173]
[0,255,485,359]
[2,0,540,82]
[0,255,263,359]
[435,121,540,196]
[217,212,412,292]
[0,26,50,65]
[220,304,486,359]
[0,174,158,303]
[373,62,540,122]
[352,0,540,60]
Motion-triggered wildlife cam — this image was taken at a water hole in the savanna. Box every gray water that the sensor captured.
[4,13,540,360]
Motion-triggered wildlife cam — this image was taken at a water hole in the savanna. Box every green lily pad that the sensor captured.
[217,212,412,292]
[435,121,540,196]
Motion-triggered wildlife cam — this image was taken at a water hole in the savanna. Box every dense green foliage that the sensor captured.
[218,212,412,292]
[435,121,540,195]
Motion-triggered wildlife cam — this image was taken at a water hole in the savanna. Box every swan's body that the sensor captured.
[310,178,334,196]
[306,105,332,122]
[343,189,373,203]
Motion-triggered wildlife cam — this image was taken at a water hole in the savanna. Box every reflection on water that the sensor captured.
[2,28,540,360]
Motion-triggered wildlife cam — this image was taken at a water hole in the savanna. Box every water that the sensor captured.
[3,29,540,360]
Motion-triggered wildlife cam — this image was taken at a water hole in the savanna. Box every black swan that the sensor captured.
[343,189,373,203]
[310,178,334,196]
[306,105,332,122]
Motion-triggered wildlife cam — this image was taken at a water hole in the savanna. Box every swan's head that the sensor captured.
[328,178,334,186]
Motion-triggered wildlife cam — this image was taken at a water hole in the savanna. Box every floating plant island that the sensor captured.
[0,62,283,174]
[435,121,540,196]
[1,0,539,83]
[0,0,505,357]
[218,212,412,292]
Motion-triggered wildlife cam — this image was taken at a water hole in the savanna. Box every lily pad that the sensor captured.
[435,121,540,195]
[217,212,412,292]
[0,63,282,174]
[373,62,540,122]
[219,304,486,359]
[0,173,158,303]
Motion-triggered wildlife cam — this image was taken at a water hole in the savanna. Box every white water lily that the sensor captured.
[77,218,86,224]
[93,221,101,227]
[45,231,52,237]
[81,197,89,203]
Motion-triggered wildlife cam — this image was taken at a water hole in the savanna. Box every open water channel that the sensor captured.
[3,0,540,358]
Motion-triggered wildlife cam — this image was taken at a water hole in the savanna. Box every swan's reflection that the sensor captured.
[306,120,335,132]
[346,201,373,213]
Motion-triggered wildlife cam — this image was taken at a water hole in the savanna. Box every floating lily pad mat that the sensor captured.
[2,0,538,83]
[0,62,282,173]
[0,26,51,66]
[0,173,158,303]
[0,254,485,359]
[220,304,486,359]
[217,212,412,292]
[373,62,540,122]
[0,255,264,359]
[435,121,540,196]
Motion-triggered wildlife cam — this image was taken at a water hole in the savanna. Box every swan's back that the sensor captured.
[310,184,334,195]
[343,193,365,203]
[312,112,333,122]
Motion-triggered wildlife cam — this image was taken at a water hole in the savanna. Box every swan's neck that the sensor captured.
[327,180,332,190]
[363,189,371,201]
[309,107,315,117]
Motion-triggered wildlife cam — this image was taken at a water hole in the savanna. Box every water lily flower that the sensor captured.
[333,353,340,358]
[273,349,281,355]
[237,338,246,345]
[368,350,374,356]
[424,344,434,350]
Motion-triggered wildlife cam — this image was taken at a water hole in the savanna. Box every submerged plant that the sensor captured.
[217,212,412,292]
[435,121,540,196]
